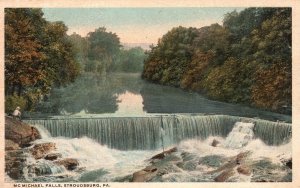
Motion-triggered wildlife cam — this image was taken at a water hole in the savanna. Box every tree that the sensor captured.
[180,50,214,92]
[251,62,291,112]
[5,9,47,97]
[143,26,198,86]
[87,27,121,73]
[203,58,252,103]
[250,8,291,112]
[68,33,89,69]
[5,8,80,111]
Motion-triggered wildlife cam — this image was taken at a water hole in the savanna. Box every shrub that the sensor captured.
[5,94,27,114]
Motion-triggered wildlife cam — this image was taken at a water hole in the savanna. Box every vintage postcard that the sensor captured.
[1,0,299,188]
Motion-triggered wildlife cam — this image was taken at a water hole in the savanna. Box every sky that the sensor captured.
[42,8,244,45]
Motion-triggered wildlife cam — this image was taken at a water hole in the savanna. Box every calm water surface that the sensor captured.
[34,73,291,122]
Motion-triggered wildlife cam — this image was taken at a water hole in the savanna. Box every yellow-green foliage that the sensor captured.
[5,94,27,114]
[251,62,291,111]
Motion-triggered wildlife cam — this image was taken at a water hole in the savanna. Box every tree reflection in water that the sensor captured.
[37,73,143,115]
[35,73,290,122]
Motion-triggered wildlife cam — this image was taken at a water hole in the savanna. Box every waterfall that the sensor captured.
[25,114,291,150]
[222,122,255,149]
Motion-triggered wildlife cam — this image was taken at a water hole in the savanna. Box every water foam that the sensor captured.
[222,122,254,149]
[29,126,158,181]
[24,120,291,182]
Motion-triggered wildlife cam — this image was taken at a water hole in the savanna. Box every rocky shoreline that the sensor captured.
[5,117,80,181]
[131,142,292,182]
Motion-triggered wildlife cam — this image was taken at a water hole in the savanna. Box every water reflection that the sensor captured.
[141,83,291,122]
[116,91,145,115]
[37,73,140,114]
[35,73,291,122]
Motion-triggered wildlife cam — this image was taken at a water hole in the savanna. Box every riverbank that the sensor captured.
[5,117,80,181]
[5,116,41,179]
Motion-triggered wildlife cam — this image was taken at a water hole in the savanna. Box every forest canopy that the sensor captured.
[142,8,291,114]
[5,8,291,115]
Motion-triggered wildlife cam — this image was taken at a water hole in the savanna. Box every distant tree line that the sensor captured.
[142,8,291,114]
[68,30,146,74]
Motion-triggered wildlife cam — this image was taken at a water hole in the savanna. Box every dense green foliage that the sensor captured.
[143,27,198,86]
[143,8,291,114]
[5,8,80,112]
[5,94,27,113]
[111,47,146,72]
[68,31,146,73]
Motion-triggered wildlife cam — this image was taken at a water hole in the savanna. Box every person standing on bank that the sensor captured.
[12,106,22,120]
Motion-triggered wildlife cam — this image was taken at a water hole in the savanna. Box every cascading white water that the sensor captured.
[222,122,254,149]
[21,120,292,182]
[24,133,159,182]
[25,114,291,150]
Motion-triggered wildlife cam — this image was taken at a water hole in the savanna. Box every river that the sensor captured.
[31,73,291,122]
[14,73,292,183]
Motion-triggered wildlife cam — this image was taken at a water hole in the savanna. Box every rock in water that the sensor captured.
[237,165,251,176]
[30,143,56,159]
[5,116,41,145]
[286,159,292,169]
[150,147,177,160]
[281,158,292,169]
[211,139,220,147]
[132,166,158,182]
[54,158,79,170]
[44,153,62,161]
[214,169,235,182]
[236,151,250,164]
[5,150,26,179]
[5,139,20,150]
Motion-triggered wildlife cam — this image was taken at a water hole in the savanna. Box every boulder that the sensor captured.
[207,151,251,176]
[143,166,158,172]
[286,159,292,169]
[211,139,220,147]
[237,165,251,176]
[30,143,56,159]
[5,150,26,179]
[150,147,177,160]
[5,116,41,180]
[44,153,62,161]
[54,158,79,170]
[132,166,158,182]
[5,139,20,150]
[5,116,41,146]
[281,158,292,169]
[214,169,235,182]
[133,148,181,182]
[236,151,250,164]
